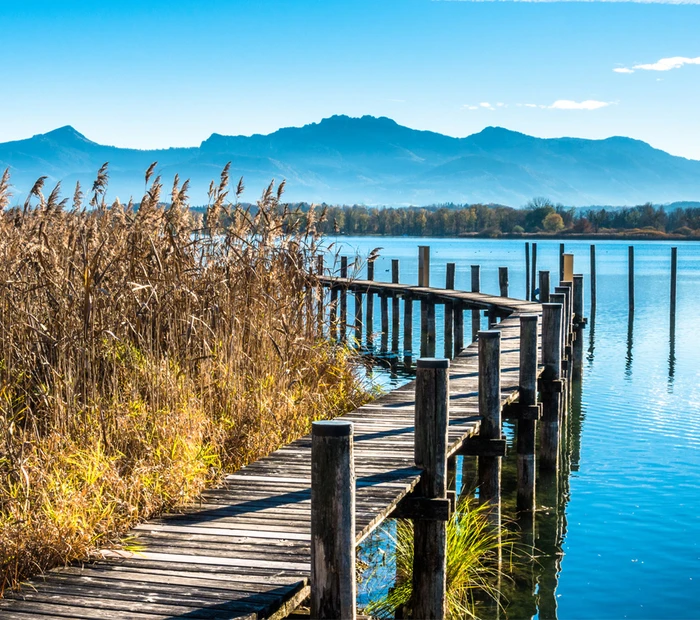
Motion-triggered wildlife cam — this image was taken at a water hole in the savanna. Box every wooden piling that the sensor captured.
[517,314,538,513]
[573,274,584,326]
[525,242,530,301]
[380,294,389,353]
[418,246,430,287]
[340,257,348,342]
[412,358,449,620]
[427,301,436,357]
[392,260,400,353]
[366,260,375,349]
[354,291,363,345]
[317,255,325,335]
[478,330,502,532]
[531,242,538,301]
[404,297,413,370]
[454,304,464,358]
[550,292,567,367]
[559,243,565,283]
[670,247,677,319]
[498,267,509,298]
[445,264,455,358]
[471,265,481,342]
[311,420,356,620]
[540,303,562,472]
[628,245,634,312]
[590,245,597,311]
[539,270,550,303]
[329,286,338,341]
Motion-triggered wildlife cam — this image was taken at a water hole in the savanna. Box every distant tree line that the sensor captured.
[290,198,700,237]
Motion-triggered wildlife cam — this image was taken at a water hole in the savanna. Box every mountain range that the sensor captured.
[1,115,699,207]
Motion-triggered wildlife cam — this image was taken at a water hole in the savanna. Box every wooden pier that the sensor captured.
[2,252,583,619]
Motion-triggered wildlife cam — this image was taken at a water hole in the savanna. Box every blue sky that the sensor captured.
[1,0,699,157]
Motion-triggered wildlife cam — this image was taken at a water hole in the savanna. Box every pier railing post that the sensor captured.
[499,266,509,298]
[539,270,550,303]
[311,421,356,620]
[517,315,538,513]
[412,358,449,620]
[628,245,635,313]
[445,263,455,358]
[590,245,597,311]
[454,304,464,358]
[366,260,375,350]
[559,243,565,283]
[525,242,530,301]
[531,242,538,301]
[471,265,481,342]
[478,330,502,531]
[573,274,584,326]
[539,303,563,472]
[427,300,436,357]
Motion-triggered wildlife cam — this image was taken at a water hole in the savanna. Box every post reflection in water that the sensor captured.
[625,308,634,380]
[668,310,676,389]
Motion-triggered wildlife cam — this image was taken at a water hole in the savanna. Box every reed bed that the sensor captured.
[0,165,367,593]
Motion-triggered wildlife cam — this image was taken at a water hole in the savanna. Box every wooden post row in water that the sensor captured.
[311,420,356,619]
[539,302,562,472]
[412,358,449,619]
[445,263,455,359]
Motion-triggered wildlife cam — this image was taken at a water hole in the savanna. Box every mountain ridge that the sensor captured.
[1,115,698,206]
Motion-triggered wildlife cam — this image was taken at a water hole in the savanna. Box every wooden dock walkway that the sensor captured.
[2,279,546,619]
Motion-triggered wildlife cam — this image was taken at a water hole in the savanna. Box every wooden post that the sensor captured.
[317,255,325,335]
[539,270,550,304]
[471,265,481,342]
[517,314,538,514]
[311,420,356,620]
[444,263,455,358]
[392,260,400,353]
[670,247,677,320]
[550,292,567,365]
[555,285,572,349]
[454,304,464,358]
[628,245,634,313]
[540,303,562,472]
[562,253,574,283]
[404,297,413,370]
[329,286,338,341]
[427,301,436,357]
[498,267,509,297]
[366,260,374,350]
[487,306,498,328]
[380,294,389,353]
[590,245,597,311]
[573,274,584,326]
[412,358,449,620]
[478,330,502,531]
[418,246,430,287]
[559,243,565,283]
[531,242,538,301]
[354,291,363,346]
[340,257,348,342]
[525,242,530,301]
[420,300,428,358]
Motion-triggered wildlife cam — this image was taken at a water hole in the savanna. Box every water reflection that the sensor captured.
[625,308,634,380]
[668,311,676,390]
[587,306,596,366]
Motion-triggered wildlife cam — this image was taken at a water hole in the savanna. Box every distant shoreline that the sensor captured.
[330,231,700,242]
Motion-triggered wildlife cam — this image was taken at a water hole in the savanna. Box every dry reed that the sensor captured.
[0,164,366,593]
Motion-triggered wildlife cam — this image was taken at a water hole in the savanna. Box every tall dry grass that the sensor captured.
[0,164,366,593]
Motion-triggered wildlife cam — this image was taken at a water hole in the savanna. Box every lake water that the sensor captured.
[331,236,700,619]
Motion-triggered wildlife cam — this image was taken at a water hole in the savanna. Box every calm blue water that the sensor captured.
[331,236,700,619]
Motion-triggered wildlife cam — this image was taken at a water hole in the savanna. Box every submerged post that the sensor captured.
[311,421,356,620]
[392,260,400,353]
[517,315,538,513]
[525,242,531,301]
[590,244,597,311]
[498,267,509,298]
[471,265,481,342]
[478,330,502,531]
[412,358,449,620]
[531,242,538,301]
[539,303,562,472]
[670,247,677,320]
[628,245,635,313]
[539,270,550,303]
[445,263,455,358]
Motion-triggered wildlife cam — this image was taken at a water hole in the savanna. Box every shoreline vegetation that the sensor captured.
[0,166,368,593]
[291,200,700,240]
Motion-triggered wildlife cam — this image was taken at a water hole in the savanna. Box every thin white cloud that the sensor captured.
[615,56,700,74]
[479,102,495,110]
[547,99,612,110]
[461,104,479,110]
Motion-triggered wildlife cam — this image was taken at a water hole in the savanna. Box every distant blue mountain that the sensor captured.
[1,115,699,207]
